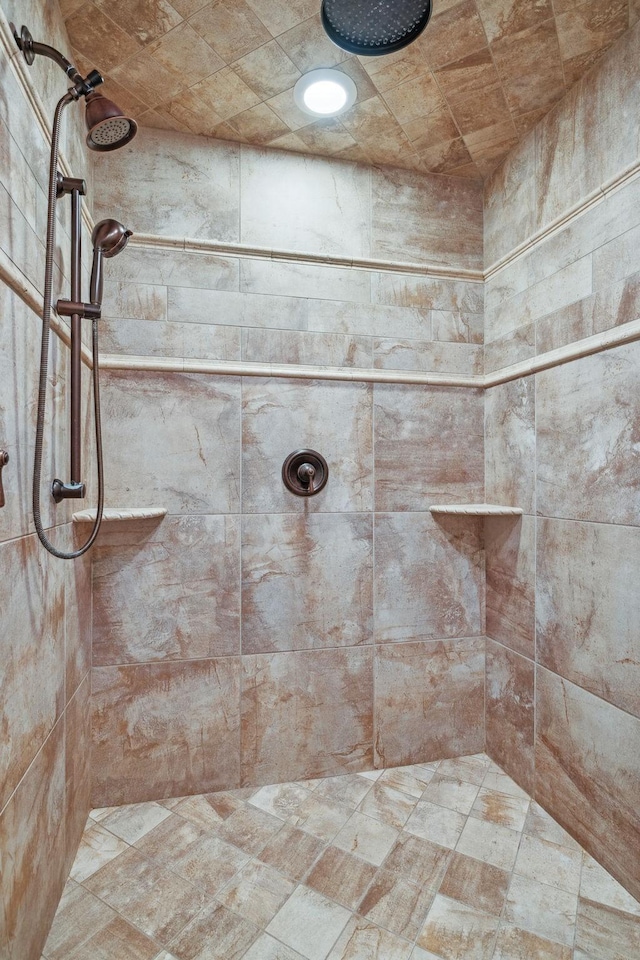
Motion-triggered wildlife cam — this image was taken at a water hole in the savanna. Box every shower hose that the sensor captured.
[33,91,104,559]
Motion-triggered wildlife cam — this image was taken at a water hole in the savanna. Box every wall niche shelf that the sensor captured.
[429,504,523,517]
[72,507,167,523]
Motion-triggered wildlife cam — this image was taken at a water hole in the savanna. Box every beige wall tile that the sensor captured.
[241,648,374,785]
[91,657,242,805]
[374,638,485,767]
[485,640,535,795]
[486,515,536,656]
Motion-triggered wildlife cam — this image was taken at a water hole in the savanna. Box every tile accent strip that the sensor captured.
[72,507,167,522]
[430,504,523,516]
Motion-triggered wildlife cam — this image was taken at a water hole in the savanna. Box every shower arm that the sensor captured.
[10,23,103,99]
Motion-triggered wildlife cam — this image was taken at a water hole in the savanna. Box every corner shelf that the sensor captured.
[72,507,167,523]
[429,503,523,517]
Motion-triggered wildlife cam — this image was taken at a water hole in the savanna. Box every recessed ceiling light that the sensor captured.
[294,69,357,118]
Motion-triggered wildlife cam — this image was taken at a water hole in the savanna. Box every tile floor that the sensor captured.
[43,754,640,960]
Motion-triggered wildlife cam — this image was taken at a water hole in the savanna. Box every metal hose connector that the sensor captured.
[33,93,104,559]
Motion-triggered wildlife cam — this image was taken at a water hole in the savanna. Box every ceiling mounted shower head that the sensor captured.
[321,0,433,56]
[85,91,138,151]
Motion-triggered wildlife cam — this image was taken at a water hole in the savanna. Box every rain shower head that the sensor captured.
[90,219,132,306]
[321,0,433,56]
[85,91,138,152]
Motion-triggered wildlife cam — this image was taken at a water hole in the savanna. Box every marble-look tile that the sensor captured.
[159,830,251,898]
[239,259,370,303]
[374,514,483,642]
[257,824,325,880]
[373,339,484,376]
[470,787,529,832]
[378,766,436,799]
[523,802,581,852]
[417,894,501,959]
[537,518,640,718]
[439,851,510,917]
[241,648,373,785]
[100,317,242,361]
[266,885,352,960]
[374,384,484,511]
[491,19,565,116]
[482,765,529,800]
[374,639,485,768]
[422,775,480,816]
[242,378,372,513]
[484,132,536,267]
[314,774,373,809]
[581,855,640,917]
[104,246,240,291]
[514,834,583,895]
[102,371,241,514]
[289,792,353,843]
[64,674,92,878]
[485,640,535,796]
[173,790,246,830]
[492,924,572,960]
[381,833,451,888]
[404,800,467,849]
[241,933,306,960]
[97,802,172,845]
[326,915,413,959]
[69,822,129,883]
[242,328,372,368]
[216,860,295,927]
[168,900,261,959]
[536,273,640,354]
[438,755,490,785]
[456,816,521,871]
[371,274,483,315]
[168,285,310,331]
[484,324,536,376]
[307,299,430,341]
[486,516,535,658]
[42,882,159,960]
[431,310,484,344]
[213,804,284,857]
[370,156,483,271]
[249,781,313,820]
[306,846,377,910]
[93,516,240,665]
[0,721,66,960]
[0,534,65,810]
[535,668,640,902]
[91,658,241,806]
[242,513,372,653]
[504,874,578,946]
[358,868,436,940]
[333,811,399,866]
[94,128,240,241]
[358,783,417,830]
[241,147,370,258]
[102,280,167,323]
[536,342,640,524]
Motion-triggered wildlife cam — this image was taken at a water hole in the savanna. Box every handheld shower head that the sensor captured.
[90,219,132,306]
[85,91,138,151]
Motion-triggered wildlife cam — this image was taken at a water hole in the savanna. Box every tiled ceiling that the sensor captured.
[63,0,636,179]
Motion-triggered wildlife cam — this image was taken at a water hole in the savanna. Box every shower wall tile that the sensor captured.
[485,639,534,796]
[101,371,241,514]
[374,513,484,645]
[485,376,536,514]
[93,128,241,241]
[239,259,371,303]
[484,323,536,375]
[431,309,484,344]
[0,533,65,812]
[371,273,484,315]
[536,341,640,525]
[370,166,483,271]
[374,638,485,768]
[373,339,484,376]
[92,657,242,806]
[374,384,484,511]
[239,146,371,257]
[537,518,640,718]
[65,527,92,697]
[307,299,430,340]
[242,377,373,514]
[485,515,535,659]
[104,245,240,291]
[241,328,372,367]
[168,286,309,331]
[93,516,241,666]
[102,280,167,322]
[100,317,242,360]
[0,718,66,960]
[241,513,373,654]
[240,647,374,785]
[535,667,640,902]
[65,676,92,877]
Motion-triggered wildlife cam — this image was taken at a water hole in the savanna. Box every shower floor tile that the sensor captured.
[43,755,640,960]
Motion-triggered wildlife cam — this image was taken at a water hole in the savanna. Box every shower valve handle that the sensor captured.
[0,450,9,509]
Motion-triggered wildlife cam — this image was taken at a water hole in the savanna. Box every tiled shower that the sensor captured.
[1,1,639,959]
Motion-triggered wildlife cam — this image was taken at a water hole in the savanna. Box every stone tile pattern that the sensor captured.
[65,0,634,179]
[96,127,485,377]
[0,3,95,958]
[483,16,640,907]
[91,372,486,804]
[44,755,640,960]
